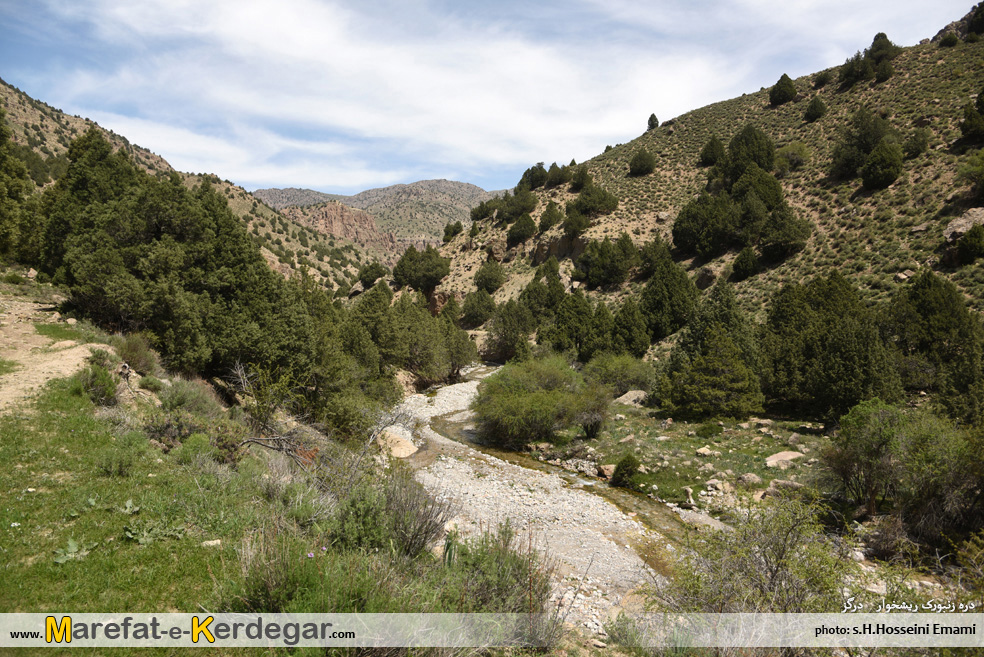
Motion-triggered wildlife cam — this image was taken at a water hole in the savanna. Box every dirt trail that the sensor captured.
[0,295,102,413]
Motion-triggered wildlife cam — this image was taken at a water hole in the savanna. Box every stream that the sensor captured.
[393,364,683,636]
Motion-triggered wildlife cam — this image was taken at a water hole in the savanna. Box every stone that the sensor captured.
[619,435,635,443]
[614,390,647,407]
[705,479,732,493]
[766,451,804,468]
[696,446,713,457]
[944,207,984,243]
[598,464,615,479]
[738,422,750,430]
[638,465,649,474]
[201,539,222,548]
[738,472,763,485]
[66,318,77,326]
[376,428,418,458]
[909,223,930,233]
[613,414,626,421]
[26,268,37,279]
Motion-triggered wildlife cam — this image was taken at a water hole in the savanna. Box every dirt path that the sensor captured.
[0,295,102,413]
[399,369,669,637]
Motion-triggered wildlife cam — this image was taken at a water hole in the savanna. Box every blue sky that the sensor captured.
[0,0,973,194]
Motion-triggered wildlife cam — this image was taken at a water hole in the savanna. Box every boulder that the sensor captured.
[694,266,718,290]
[944,208,984,243]
[696,446,713,457]
[598,464,616,479]
[376,428,418,458]
[738,472,763,486]
[615,390,647,407]
[765,451,805,468]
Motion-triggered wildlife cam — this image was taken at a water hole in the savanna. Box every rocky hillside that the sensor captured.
[0,77,171,178]
[256,179,496,244]
[438,16,984,315]
[0,79,372,292]
[280,201,410,266]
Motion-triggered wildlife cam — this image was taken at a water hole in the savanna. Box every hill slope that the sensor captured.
[256,179,496,245]
[440,26,984,314]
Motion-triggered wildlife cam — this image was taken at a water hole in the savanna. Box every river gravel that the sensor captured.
[399,368,665,635]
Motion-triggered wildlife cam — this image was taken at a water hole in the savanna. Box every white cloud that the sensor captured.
[15,0,974,192]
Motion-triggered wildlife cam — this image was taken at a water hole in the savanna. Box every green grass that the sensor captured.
[33,322,96,343]
[0,357,18,376]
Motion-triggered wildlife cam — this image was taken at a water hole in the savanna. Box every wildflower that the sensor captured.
[10,522,20,527]
[307,552,314,558]
[321,546,327,552]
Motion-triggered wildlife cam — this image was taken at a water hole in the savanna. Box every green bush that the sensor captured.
[357,261,388,289]
[461,289,496,328]
[392,245,450,295]
[939,32,960,48]
[696,422,724,439]
[442,221,463,242]
[471,355,581,447]
[506,213,536,247]
[958,224,984,264]
[861,140,903,190]
[138,375,164,393]
[160,379,225,419]
[698,136,725,167]
[804,96,827,123]
[813,70,832,89]
[732,246,760,281]
[610,454,641,490]
[97,445,135,477]
[473,260,505,294]
[769,73,797,106]
[903,128,930,159]
[583,353,653,396]
[628,148,656,176]
[75,364,117,406]
[109,333,159,375]
[171,432,219,465]
[538,201,563,232]
[775,142,810,176]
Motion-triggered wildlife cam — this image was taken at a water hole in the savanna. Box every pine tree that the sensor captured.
[769,73,797,106]
[613,298,651,358]
[698,136,725,167]
[669,324,764,419]
[648,113,660,131]
[804,96,827,123]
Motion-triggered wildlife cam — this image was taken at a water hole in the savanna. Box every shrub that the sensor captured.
[538,201,563,232]
[610,454,641,490]
[471,355,581,447]
[392,245,450,295]
[473,260,505,294]
[813,70,832,89]
[75,364,117,406]
[567,184,618,218]
[874,59,894,83]
[138,375,164,393]
[109,333,159,375]
[939,32,960,48]
[959,149,984,200]
[442,221,463,242]
[804,96,827,123]
[903,128,930,159]
[732,246,760,281]
[698,136,725,167]
[583,353,653,396]
[628,148,656,176]
[383,465,456,558]
[461,290,496,328]
[483,299,535,362]
[357,261,388,289]
[696,422,724,439]
[97,446,135,477]
[171,432,219,465]
[959,224,984,264]
[160,379,225,419]
[763,141,810,176]
[769,73,797,106]
[861,139,903,190]
[506,213,536,247]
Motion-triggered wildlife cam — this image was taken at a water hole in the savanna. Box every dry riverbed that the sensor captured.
[396,367,674,637]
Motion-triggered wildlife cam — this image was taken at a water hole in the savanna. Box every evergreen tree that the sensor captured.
[629,148,657,176]
[580,301,615,362]
[507,213,537,246]
[569,165,592,192]
[669,324,764,419]
[648,113,660,131]
[443,220,463,242]
[861,139,903,189]
[639,252,698,341]
[769,73,797,106]
[759,203,812,261]
[698,136,725,167]
[804,96,827,123]
[543,289,593,356]
[539,200,563,233]
[461,289,496,328]
[0,108,37,258]
[357,261,389,289]
[731,246,760,281]
[613,298,651,358]
[474,259,506,294]
[484,299,535,362]
[680,279,760,371]
[725,124,775,181]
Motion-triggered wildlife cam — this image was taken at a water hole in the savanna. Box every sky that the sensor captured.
[0,0,974,194]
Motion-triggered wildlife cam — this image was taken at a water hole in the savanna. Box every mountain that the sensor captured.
[0,78,372,292]
[255,179,497,245]
[437,19,984,314]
